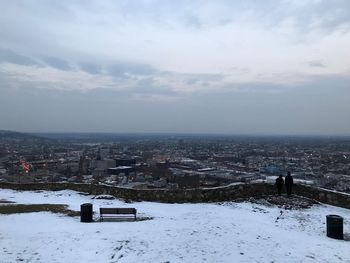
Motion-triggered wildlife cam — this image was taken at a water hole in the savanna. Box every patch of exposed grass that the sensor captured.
[99,216,154,222]
[0,204,80,217]
[0,199,16,204]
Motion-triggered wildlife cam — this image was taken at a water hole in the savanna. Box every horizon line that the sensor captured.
[2,130,350,138]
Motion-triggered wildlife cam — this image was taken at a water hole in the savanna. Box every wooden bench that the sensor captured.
[99,208,137,221]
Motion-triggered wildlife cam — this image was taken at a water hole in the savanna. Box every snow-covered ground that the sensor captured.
[0,189,349,263]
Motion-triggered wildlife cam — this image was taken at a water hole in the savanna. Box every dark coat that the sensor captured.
[285,175,293,186]
[275,177,284,188]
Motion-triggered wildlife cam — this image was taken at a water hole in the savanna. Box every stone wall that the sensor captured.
[0,182,349,209]
[293,184,350,209]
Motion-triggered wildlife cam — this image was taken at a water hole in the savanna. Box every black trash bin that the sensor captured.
[326,214,343,240]
[81,203,93,223]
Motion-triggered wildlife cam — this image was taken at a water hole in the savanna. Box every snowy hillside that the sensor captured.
[0,189,349,263]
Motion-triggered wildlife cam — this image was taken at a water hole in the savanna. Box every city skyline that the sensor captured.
[1,1,350,135]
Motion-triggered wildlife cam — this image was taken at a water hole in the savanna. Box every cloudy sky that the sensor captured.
[0,0,350,135]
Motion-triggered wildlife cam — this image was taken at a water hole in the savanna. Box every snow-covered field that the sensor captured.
[0,189,349,263]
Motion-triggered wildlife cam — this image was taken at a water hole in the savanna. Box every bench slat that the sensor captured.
[100,208,118,214]
[117,208,136,214]
[100,208,136,214]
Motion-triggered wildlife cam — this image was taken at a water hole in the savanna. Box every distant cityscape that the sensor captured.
[1,130,350,193]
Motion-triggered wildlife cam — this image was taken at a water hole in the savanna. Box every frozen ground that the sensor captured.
[0,189,349,263]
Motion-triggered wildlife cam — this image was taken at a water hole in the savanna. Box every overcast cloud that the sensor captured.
[0,0,349,135]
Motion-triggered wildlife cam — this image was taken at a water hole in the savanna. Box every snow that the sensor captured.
[0,189,349,263]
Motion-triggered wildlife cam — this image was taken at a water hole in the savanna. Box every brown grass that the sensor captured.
[0,199,16,204]
[0,204,80,217]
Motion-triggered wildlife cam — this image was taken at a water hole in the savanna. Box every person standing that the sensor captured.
[285,171,294,196]
[275,175,284,196]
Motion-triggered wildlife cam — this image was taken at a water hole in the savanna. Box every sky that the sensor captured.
[0,0,350,135]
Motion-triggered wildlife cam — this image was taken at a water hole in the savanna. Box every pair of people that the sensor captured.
[275,172,293,196]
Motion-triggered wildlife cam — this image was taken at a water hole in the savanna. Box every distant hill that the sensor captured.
[0,130,44,140]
